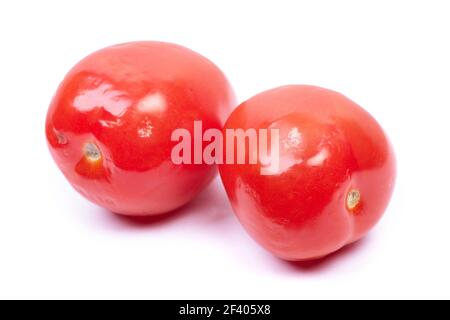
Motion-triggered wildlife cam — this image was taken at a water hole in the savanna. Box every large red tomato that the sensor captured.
[219,85,396,261]
[46,41,235,216]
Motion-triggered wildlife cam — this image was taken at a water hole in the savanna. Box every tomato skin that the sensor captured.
[219,85,396,261]
[46,41,235,216]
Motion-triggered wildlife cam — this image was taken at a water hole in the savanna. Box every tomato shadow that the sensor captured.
[110,209,186,227]
[282,237,370,273]
[105,179,233,229]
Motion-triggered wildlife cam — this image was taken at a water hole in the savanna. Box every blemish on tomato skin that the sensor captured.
[75,142,111,181]
[49,128,68,147]
[56,132,68,145]
[137,119,154,138]
[346,189,361,212]
[83,142,102,162]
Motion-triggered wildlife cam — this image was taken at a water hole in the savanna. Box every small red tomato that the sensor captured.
[219,85,396,261]
[46,41,235,216]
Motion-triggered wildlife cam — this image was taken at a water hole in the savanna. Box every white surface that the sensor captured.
[0,0,449,299]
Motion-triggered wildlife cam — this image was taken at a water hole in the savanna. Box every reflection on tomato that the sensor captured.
[46,41,235,216]
[219,85,396,261]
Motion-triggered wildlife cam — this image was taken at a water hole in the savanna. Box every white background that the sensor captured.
[0,0,449,299]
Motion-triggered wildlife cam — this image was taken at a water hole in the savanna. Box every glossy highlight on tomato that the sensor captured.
[219,85,396,261]
[46,41,235,216]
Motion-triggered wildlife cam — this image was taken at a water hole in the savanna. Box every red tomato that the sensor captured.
[46,41,235,216]
[219,85,396,261]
